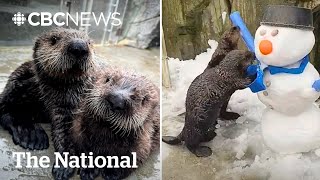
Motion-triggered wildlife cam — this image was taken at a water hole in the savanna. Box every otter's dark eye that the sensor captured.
[130,95,136,100]
[105,77,110,83]
[50,36,60,45]
[231,26,239,31]
[142,96,149,105]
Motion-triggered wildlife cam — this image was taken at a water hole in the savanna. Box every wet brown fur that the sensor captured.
[0,28,95,179]
[205,26,240,70]
[162,50,255,157]
[72,67,160,180]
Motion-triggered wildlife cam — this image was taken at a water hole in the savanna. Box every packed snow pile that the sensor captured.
[162,40,320,180]
[165,40,219,116]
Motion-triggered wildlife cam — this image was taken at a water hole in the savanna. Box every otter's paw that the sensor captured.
[80,168,99,180]
[52,166,75,180]
[10,124,49,150]
[162,136,181,145]
[193,146,212,157]
[102,174,122,180]
[101,170,124,180]
[220,112,240,120]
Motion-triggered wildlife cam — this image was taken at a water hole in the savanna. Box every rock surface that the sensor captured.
[121,0,160,49]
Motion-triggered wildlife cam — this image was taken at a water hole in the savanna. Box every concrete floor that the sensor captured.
[0,45,160,180]
[161,87,218,180]
[161,87,233,180]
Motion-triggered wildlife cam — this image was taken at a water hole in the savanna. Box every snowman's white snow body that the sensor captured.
[254,25,320,154]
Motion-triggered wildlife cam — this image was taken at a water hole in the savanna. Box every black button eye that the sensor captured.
[50,36,60,45]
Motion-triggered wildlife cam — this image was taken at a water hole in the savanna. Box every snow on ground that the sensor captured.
[162,40,320,180]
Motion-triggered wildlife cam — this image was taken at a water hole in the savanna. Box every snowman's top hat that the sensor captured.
[261,5,314,30]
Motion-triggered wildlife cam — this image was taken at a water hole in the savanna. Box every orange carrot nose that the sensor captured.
[259,40,273,55]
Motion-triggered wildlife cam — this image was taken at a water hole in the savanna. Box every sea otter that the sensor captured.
[162,50,255,157]
[205,26,240,70]
[71,67,160,180]
[206,26,241,120]
[0,28,95,179]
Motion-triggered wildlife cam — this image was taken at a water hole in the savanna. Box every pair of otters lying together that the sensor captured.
[0,28,159,180]
[163,27,256,157]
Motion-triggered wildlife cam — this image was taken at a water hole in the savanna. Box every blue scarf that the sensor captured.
[266,56,309,75]
[248,56,309,93]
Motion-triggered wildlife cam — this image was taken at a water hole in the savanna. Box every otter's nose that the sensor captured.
[68,40,89,58]
[232,26,240,31]
[107,94,125,110]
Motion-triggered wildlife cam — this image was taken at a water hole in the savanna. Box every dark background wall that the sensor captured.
[163,0,320,70]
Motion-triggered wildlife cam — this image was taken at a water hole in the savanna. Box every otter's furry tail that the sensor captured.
[162,132,183,145]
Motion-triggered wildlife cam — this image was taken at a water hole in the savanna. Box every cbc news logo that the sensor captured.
[12,12,26,26]
[11,11,122,27]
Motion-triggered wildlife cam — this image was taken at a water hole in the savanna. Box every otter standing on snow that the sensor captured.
[0,28,95,179]
[162,50,255,157]
[72,67,160,180]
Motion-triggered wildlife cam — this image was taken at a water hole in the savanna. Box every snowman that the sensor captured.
[253,5,320,154]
